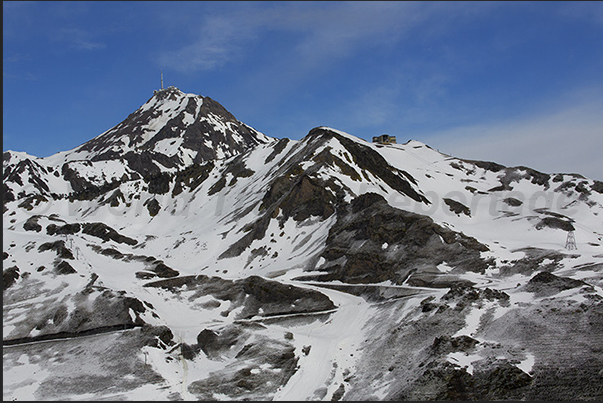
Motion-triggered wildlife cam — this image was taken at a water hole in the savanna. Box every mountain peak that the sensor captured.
[141,86,198,113]
[147,86,200,106]
[152,85,184,100]
[49,88,272,175]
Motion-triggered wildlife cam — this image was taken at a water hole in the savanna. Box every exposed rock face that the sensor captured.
[144,274,336,320]
[23,215,43,232]
[81,222,138,245]
[187,323,299,400]
[524,271,589,296]
[443,198,471,216]
[535,216,575,231]
[298,193,489,285]
[3,266,20,290]
[396,361,534,400]
[3,285,149,344]
[38,240,75,260]
[54,260,77,275]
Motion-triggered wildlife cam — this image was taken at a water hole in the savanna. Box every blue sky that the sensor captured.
[3,1,603,179]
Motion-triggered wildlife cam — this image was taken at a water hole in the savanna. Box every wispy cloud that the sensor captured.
[3,52,32,63]
[557,1,603,25]
[53,27,106,51]
[156,2,452,73]
[3,71,38,81]
[156,1,505,124]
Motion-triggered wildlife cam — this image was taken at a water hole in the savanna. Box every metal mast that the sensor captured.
[565,231,577,250]
[161,69,164,90]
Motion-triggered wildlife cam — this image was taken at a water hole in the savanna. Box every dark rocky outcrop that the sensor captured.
[23,215,43,232]
[534,216,575,231]
[264,138,290,164]
[146,171,171,195]
[140,324,174,348]
[499,247,572,276]
[224,154,255,186]
[54,260,77,275]
[524,271,589,296]
[3,266,20,290]
[38,240,75,260]
[148,262,179,278]
[81,222,137,245]
[207,177,227,196]
[443,198,471,216]
[442,284,510,304]
[17,194,48,210]
[61,162,123,201]
[239,275,336,318]
[297,193,489,285]
[102,188,126,207]
[3,288,149,344]
[187,323,298,400]
[503,197,523,207]
[144,274,335,320]
[144,197,161,217]
[46,222,81,236]
[220,162,344,260]
[197,329,220,356]
[430,335,480,355]
[87,244,179,279]
[463,160,552,192]
[172,161,214,196]
[398,361,533,400]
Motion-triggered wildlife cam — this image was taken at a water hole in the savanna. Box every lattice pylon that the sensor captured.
[565,231,577,250]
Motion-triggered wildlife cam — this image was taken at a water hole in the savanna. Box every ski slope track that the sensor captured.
[4,87,603,400]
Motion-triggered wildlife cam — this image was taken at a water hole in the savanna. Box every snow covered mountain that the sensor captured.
[3,86,272,207]
[53,86,272,167]
[3,88,603,400]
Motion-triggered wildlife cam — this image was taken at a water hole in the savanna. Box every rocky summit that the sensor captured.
[3,88,603,400]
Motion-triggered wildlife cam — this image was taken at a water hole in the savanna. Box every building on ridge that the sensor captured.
[372,134,397,145]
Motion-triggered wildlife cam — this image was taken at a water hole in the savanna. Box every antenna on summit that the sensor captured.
[160,69,164,90]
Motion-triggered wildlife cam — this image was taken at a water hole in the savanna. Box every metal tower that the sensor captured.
[565,231,577,250]
[161,69,164,90]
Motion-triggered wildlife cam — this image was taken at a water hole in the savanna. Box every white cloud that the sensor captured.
[422,89,603,180]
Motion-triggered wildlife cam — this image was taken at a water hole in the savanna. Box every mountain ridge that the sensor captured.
[3,89,603,401]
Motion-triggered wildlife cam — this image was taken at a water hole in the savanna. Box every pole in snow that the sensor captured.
[161,69,164,90]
